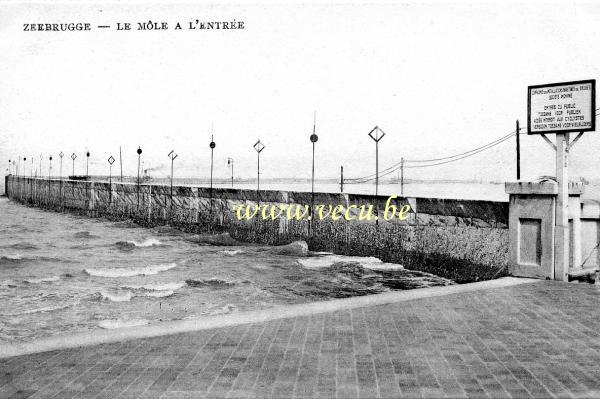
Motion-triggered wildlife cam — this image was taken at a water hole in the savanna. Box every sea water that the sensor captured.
[0,197,452,342]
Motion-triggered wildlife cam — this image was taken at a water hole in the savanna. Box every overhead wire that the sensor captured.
[344,109,600,184]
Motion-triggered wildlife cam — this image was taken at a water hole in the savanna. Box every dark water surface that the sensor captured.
[0,197,452,342]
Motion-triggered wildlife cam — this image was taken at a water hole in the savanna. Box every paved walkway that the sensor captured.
[2,279,600,398]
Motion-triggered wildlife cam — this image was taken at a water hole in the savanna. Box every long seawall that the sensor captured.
[4,176,509,282]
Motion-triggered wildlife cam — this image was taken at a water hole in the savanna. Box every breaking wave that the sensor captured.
[219,249,243,256]
[114,238,163,250]
[141,290,175,298]
[96,286,178,302]
[131,238,162,247]
[84,263,177,278]
[297,255,404,271]
[269,241,309,256]
[98,291,133,302]
[23,276,60,284]
[98,319,149,329]
[121,282,185,291]
[118,281,185,299]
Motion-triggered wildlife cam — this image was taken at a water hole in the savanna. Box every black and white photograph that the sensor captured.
[2,1,600,398]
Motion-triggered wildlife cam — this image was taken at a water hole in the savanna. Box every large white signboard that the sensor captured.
[528,80,596,134]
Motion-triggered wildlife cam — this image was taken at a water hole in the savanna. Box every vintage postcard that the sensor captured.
[2,1,600,398]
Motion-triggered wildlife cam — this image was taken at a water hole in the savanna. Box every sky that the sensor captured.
[2,1,600,184]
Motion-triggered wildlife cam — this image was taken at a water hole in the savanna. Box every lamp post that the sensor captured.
[310,112,319,222]
[367,126,386,196]
[209,137,215,193]
[71,153,77,178]
[136,147,142,207]
[58,152,64,204]
[227,158,234,187]
[8,160,11,175]
[86,151,90,179]
[253,140,265,191]
[108,155,115,204]
[310,111,319,196]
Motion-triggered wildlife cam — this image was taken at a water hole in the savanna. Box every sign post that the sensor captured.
[253,140,265,192]
[209,137,216,201]
[168,150,178,217]
[516,120,521,180]
[136,147,142,208]
[71,153,77,177]
[528,79,596,281]
[368,126,386,196]
[108,155,115,204]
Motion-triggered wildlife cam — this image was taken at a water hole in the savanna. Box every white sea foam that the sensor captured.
[99,291,133,302]
[99,284,178,301]
[98,318,149,329]
[219,249,243,256]
[130,238,162,247]
[85,263,177,278]
[140,290,175,298]
[121,282,182,298]
[23,276,60,284]
[121,282,185,291]
[297,255,404,271]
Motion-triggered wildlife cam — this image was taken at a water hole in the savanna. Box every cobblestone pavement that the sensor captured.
[2,280,600,398]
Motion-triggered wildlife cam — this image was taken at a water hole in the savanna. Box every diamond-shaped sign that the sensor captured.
[71,153,77,160]
[108,156,115,165]
[253,140,265,153]
[368,126,386,142]
[59,152,64,158]
[168,150,178,160]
